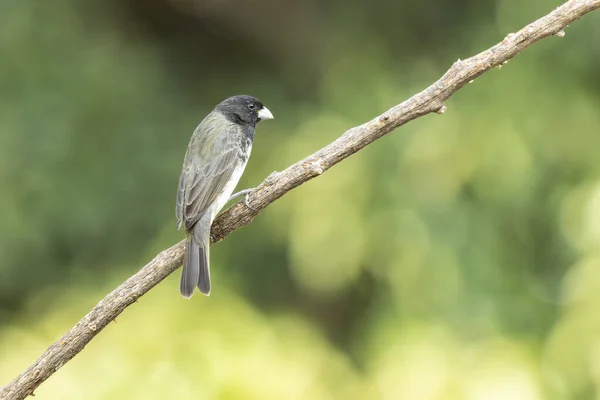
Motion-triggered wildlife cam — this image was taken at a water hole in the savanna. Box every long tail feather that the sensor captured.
[180,235,200,298]
[181,217,212,298]
[197,244,211,295]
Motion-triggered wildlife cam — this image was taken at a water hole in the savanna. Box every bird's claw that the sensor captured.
[243,193,257,212]
[229,188,258,211]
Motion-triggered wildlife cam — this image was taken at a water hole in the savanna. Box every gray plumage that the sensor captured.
[176,95,273,298]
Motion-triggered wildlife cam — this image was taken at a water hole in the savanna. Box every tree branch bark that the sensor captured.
[2,0,599,398]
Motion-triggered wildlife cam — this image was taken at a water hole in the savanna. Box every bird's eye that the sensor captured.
[248,104,256,110]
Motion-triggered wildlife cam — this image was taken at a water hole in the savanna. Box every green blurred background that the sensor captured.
[1,0,600,398]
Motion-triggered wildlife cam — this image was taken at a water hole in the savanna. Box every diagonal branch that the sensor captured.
[2,0,599,398]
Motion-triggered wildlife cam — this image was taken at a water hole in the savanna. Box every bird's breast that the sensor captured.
[211,143,252,218]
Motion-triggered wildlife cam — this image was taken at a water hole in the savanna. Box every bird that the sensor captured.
[175,95,274,298]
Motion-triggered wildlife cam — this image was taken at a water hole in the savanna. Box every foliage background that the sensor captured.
[1,0,600,398]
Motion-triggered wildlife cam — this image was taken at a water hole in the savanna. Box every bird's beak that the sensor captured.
[257,106,274,120]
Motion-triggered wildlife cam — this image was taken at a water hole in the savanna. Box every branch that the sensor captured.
[2,0,599,398]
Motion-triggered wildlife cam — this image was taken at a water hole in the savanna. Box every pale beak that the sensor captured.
[257,106,274,120]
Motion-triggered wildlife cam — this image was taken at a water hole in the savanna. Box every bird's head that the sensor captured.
[215,95,274,127]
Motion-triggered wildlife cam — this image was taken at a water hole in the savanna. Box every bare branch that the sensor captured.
[2,0,599,398]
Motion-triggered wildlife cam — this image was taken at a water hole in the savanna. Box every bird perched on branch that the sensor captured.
[176,95,274,298]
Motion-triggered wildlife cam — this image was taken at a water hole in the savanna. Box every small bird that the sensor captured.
[176,95,274,298]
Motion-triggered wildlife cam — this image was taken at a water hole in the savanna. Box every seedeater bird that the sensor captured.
[176,95,274,298]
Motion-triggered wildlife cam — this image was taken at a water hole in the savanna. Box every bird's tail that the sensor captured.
[180,232,211,298]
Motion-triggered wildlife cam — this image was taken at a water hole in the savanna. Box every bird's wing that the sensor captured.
[176,112,245,230]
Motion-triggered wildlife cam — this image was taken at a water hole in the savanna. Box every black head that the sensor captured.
[214,95,274,127]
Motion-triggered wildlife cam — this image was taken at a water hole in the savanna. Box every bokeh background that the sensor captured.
[1,0,600,398]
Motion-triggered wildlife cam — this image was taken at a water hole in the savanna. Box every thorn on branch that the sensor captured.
[554,29,566,37]
[436,106,447,115]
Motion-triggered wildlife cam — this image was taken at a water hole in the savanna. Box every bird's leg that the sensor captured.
[228,188,256,210]
[229,188,254,202]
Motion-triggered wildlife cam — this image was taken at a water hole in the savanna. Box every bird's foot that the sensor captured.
[229,188,257,211]
[242,193,257,211]
[228,188,254,202]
